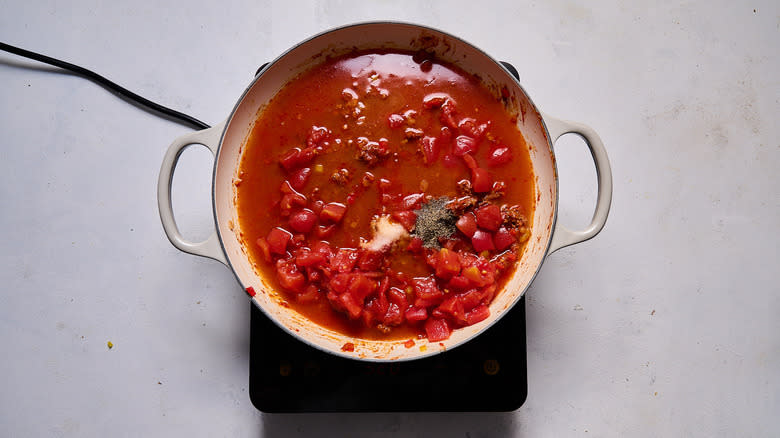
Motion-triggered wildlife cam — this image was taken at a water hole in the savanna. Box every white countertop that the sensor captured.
[1,1,777,436]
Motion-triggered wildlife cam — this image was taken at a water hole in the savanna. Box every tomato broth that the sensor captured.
[236,50,535,342]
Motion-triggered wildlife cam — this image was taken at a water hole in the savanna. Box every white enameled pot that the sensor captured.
[158,22,612,361]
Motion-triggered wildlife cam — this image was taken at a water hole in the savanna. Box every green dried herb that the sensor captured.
[413,197,456,249]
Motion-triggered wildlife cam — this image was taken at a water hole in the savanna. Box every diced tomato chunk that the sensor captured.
[488,146,513,167]
[471,167,492,193]
[465,305,491,325]
[388,113,404,128]
[315,224,336,239]
[440,99,459,129]
[289,167,312,191]
[387,287,409,309]
[458,289,483,311]
[275,259,305,292]
[280,193,307,216]
[306,126,330,147]
[453,135,477,157]
[435,248,461,280]
[391,210,417,232]
[471,229,495,252]
[296,284,321,303]
[331,248,358,273]
[255,237,272,262]
[279,148,302,172]
[404,306,428,322]
[458,118,489,140]
[406,237,424,253]
[347,274,377,302]
[436,295,467,325]
[400,193,425,210]
[311,240,333,259]
[422,92,449,109]
[320,202,347,223]
[294,247,327,267]
[475,204,502,231]
[456,213,477,238]
[446,275,471,291]
[358,249,384,271]
[288,208,317,233]
[461,153,478,170]
[413,277,444,301]
[266,227,292,254]
[424,318,452,342]
[383,303,403,326]
[421,136,440,164]
[339,292,362,319]
[329,273,352,293]
[493,227,516,251]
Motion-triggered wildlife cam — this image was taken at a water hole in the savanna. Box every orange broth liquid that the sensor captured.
[236,51,535,340]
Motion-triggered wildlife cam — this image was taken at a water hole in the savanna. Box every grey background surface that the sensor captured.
[1,1,777,436]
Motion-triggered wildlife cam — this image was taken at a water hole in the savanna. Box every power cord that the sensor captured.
[0,41,210,130]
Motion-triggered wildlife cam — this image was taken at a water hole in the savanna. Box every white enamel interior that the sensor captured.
[212,22,556,361]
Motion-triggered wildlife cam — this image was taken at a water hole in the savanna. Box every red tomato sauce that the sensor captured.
[236,50,535,341]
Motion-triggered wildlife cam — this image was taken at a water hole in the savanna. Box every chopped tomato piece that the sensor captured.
[413,277,444,301]
[320,202,347,223]
[471,229,495,252]
[465,305,490,325]
[294,247,327,267]
[488,146,513,167]
[404,339,416,348]
[280,193,307,216]
[331,248,358,273]
[341,342,355,352]
[266,227,292,254]
[422,92,449,109]
[453,135,477,157]
[440,99,459,129]
[315,224,336,239]
[458,118,489,140]
[461,153,478,170]
[279,148,302,172]
[339,292,362,319]
[446,275,471,291]
[406,237,424,253]
[311,240,333,259]
[387,113,404,128]
[424,318,452,342]
[276,259,305,292]
[400,193,425,210]
[493,227,516,251]
[289,167,312,191]
[436,295,467,325]
[471,167,492,193]
[456,213,477,238]
[255,237,272,262]
[387,287,409,309]
[297,284,321,303]
[357,249,383,271]
[347,274,377,302]
[391,210,417,232]
[383,303,403,326]
[435,248,461,280]
[458,289,483,311]
[475,204,502,231]
[289,209,317,233]
[329,273,352,293]
[421,136,440,164]
[306,126,330,147]
[404,306,428,322]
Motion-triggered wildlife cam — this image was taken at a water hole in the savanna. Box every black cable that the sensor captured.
[0,41,210,130]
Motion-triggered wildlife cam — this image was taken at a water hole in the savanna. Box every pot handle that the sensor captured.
[543,113,613,254]
[157,120,228,266]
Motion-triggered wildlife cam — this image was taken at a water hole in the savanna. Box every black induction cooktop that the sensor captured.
[248,61,527,413]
